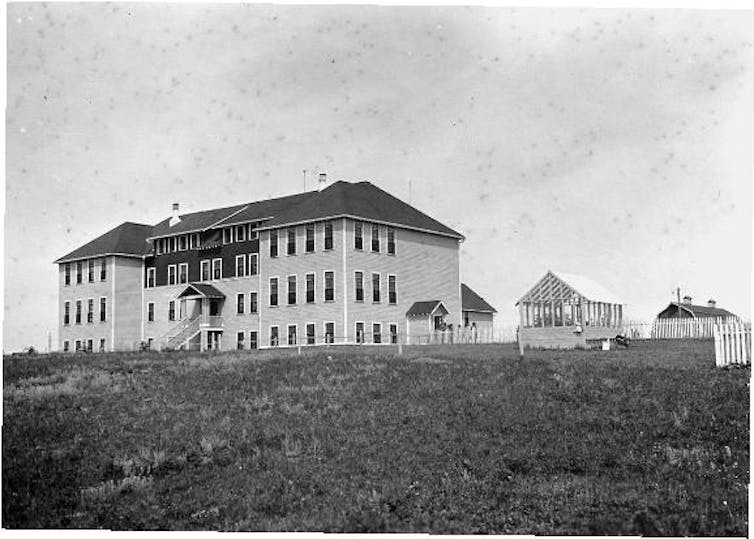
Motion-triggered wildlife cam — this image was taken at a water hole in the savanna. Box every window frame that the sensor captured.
[387,228,396,255]
[388,274,397,304]
[168,264,177,286]
[355,321,365,344]
[100,258,107,281]
[269,276,279,307]
[200,260,211,281]
[354,221,363,250]
[270,229,278,258]
[168,300,176,321]
[64,263,71,286]
[287,324,297,346]
[223,227,233,245]
[63,340,69,352]
[100,297,107,322]
[75,300,82,324]
[373,322,382,344]
[371,224,380,252]
[390,324,398,344]
[87,298,94,324]
[305,272,315,303]
[249,254,258,276]
[324,270,335,302]
[372,272,381,303]
[287,274,297,305]
[250,330,258,349]
[306,323,315,345]
[236,225,246,242]
[147,302,155,323]
[324,221,333,250]
[146,267,155,288]
[76,261,83,284]
[235,255,247,277]
[270,325,280,347]
[64,301,70,325]
[237,293,245,315]
[287,227,296,255]
[179,235,187,251]
[88,259,95,282]
[324,321,335,344]
[237,331,245,350]
[354,271,364,302]
[178,262,189,284]
[250,291,258,313]
[212,258,222,281]
[305,224,315,253]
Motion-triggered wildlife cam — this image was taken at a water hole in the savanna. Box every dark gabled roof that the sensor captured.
[149,181,463,240]
[461,283,497,313]
[55,222,152,263]
[406,300,448,317]
[177,283,225,299]
[659,302,736,319]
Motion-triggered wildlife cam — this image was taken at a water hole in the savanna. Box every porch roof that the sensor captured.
[177,283,225,299]
[406,300,448,317]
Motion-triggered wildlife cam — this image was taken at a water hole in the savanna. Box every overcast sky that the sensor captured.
[5,4,753,352]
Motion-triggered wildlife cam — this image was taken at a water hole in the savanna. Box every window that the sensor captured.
[88,259,95,282]
[100,258,107,281]
[387,228,395,255]
[168,265,177,285]
[371,225,380,252]
[100,297,107,322]
[64,263,71,285]
[270,326,279,347]
[325,322,335,344]
[75,340,81,352]
[87,299,94,323]
[147,338,153,350]
[237,293,245,314]
[372,273,381,303]
[269,277,278,306]
[287,227,296,255]
[63,340,69,352]
[179,263,188,284]
[212,258,222,280]
[169,237,176,252]
[156,238,164,255]
[354,222,363,250]
[223,228,233,244]
[86,339,93,353]
[373,323,382,344]
[324,271,334,301]
[250,292,258,313]
[288,275,297,305]
[324,221,333,250]
[306,273,315,303]
[236,255,246,277]
[168,301,176,321]
[179,235,187,250]
[306,323,315,345]
[355,272,364,302]
[270,230,278,257]
[249,254,258,275]
[99,338,106,352]
[64,301,70,325]
[236,225,246,242]
[356,322,365,344]
[200,260,210,281]
[390,324,398,344]
[237,331,245,350]
[249,223,258,239]
[388,275,397,304]
[288,325,297,346]
[146,268,155,288]
[76,261,83,284]
[148,302,155,322]
[306,224,315,252]
[250,331,258,349]
[76,300,82,324]
[189,234,196,249]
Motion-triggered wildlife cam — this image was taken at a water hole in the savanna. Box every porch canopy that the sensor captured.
[177,283,225,300]
[516,270,624,329]
[406,300,448,318]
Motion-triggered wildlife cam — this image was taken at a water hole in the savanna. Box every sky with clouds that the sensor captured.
[5,4,753,352]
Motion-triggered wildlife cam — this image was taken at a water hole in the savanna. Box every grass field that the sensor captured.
[2,340,749,534]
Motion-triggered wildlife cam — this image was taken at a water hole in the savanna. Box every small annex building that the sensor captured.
[656,296,737,320]
[461,283,497,335]
[516,270,625,349]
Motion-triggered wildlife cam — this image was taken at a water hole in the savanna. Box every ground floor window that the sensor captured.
[390,324,398,344]
[63,340,69,352]
[306,323,315,345]
[75,340,81,351]
[355,322,365,344]
[250,331,258,349]
[99,338,106,352]
[373,323,382,344]
[270,326,279,347]
[287,325,297,346]
[237,331,245,350]
[325,322,334,344]
[86,339,93,352]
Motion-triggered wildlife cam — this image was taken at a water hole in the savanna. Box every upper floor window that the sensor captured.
[269,277,279,307]
[387,228,395,255]
[146,268,155,288]
[371,225,380,252]
[306,273,315,303]
[372,273,381,303]
[354,222,363,250]
[388,275,397,304]
[324,271,334,302]
[235,255,246,277]
[169,237,176,252]
[87,299,94,323]
[168,265,177,286]
[75,300,82,324]
[201,260,210,281]
[76,261,83,284]
[324,222,333,250]
[237,293,245,315]
[64,263,71,286]
[178,235,186,251]
[156,238,164,255]
[212,258,222,280]
[100,297,107,322]
[100,258,107,281]
[223,228,233,244]
[288,275,297,305]
[249,254,258,276]
[236,225,246,242]
[189,234,196,250]
[287,227,296,255]
[355,271,364,302]
[306,224,315,253]
[270,230,278,258]
[249,223,258,239]
[88,259,95,282]
[178,263,188,284]
[147,302,155,322]
[250,292,258,313]
[168,300,176,321]
[64,301,70,325]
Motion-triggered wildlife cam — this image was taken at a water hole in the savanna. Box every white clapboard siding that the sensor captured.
[651,316,739,339]
[714,323,751,367]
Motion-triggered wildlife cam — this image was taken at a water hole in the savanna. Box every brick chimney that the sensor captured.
[318,172,327,192]
[707,299,717,308]
[169,203,181,227]
[682,295,693,305]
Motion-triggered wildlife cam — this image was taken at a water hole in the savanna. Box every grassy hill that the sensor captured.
[2,341,749,534]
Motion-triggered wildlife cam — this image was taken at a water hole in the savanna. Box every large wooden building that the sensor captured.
[516,270,625,349]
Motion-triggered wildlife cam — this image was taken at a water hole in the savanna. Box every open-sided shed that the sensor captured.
[516,270,625,349]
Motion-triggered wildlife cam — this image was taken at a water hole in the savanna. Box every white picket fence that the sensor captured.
[713,322,751,367]
[649,316,740,339]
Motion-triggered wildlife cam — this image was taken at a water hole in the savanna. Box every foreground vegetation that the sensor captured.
[2,340,749,534]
